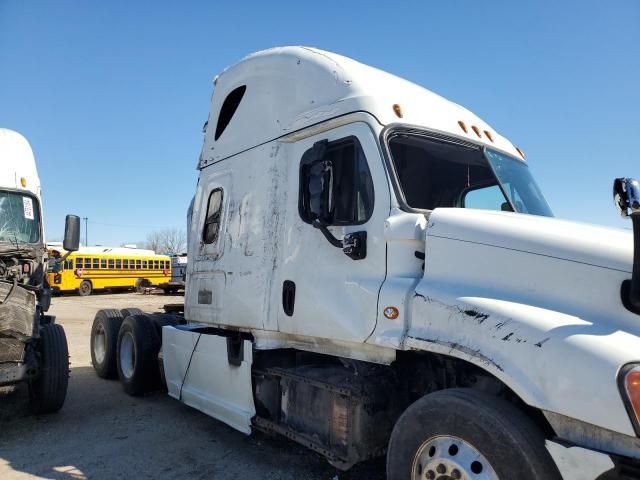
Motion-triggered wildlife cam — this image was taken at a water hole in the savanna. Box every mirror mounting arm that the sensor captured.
[622,213,640,314]
[614,177,640,314]
[312,220,343,248]
[312,220,367,260]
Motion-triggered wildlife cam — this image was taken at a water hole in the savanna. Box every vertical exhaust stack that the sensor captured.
[614,178,640,313]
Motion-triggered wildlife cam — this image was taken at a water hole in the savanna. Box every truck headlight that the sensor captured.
[619,364,640,435]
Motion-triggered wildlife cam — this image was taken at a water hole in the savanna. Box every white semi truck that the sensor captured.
[0,128,80,413]
[89,47,640,479]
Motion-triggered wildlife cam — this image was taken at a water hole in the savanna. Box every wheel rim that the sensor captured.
[93,324,106,364]
[80,282,90,295]
[412,435,498,480]
[119,332,136,379]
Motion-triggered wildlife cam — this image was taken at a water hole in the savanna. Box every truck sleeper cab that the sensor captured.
[90,47,640,479]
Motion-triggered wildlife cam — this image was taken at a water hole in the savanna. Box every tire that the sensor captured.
[116,314,162,396]
[78,280,92,296]
[386,388,561,480]
[90,309,124,378]
[120,308,144,319]
[29,324,69,414]
[135,279,150,294]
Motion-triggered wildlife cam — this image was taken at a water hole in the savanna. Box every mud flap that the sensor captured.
[162,325,255,434]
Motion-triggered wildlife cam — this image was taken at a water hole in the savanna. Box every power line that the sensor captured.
[87,220,184,229]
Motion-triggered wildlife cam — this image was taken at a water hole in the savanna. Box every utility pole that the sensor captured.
[83,217,88,246]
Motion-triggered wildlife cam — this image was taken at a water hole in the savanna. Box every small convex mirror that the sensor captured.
[614,178,640,218]
[63,215,81,252]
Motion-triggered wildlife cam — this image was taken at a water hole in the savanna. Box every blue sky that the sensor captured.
[1,1,638,245]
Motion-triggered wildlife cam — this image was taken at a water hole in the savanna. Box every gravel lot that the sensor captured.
[0,292,385,480]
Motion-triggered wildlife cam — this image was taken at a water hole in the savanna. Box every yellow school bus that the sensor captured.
[47,247,172,296]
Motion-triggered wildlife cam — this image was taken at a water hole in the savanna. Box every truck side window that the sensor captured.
[203,189,223,244]
[299,137,374,225]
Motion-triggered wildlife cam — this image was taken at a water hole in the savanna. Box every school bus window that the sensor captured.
[108,259,115,269]
[64,260,73,270]
[93,258,99,269]
[136,260,141,269]
[116,259,122,269]
[166,261,170,269]
[101,259,107,268]
[123,259,129,269]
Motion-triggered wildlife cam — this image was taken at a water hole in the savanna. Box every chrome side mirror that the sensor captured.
[614,178,640,218]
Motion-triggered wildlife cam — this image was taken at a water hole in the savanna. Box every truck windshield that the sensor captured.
[483,148,553,216]
[0,190,41,244]
[386,133,553,217]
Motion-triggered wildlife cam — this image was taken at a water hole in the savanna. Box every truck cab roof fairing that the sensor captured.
[198,46,520,169]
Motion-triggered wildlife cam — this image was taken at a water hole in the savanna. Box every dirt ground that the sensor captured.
[0,292,385,480]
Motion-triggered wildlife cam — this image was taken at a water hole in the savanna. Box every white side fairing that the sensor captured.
[163,326,255,434]
[401,208,639,436]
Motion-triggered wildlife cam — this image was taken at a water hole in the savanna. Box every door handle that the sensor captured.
[282,280,296,317]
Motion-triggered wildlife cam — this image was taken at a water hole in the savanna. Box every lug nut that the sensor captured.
[426,470,436,479]
[451,469,462,479]
[436,463,447,474]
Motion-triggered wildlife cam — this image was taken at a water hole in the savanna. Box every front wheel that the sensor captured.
[386,388,561,480]
[29,324,69,414]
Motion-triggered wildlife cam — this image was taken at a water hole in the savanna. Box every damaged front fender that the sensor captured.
[407,280,640,439]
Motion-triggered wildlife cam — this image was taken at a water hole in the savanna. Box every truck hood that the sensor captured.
[406,208,640,436]
[427,208,633,274]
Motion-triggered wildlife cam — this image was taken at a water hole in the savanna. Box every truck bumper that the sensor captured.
[547,440,640,479]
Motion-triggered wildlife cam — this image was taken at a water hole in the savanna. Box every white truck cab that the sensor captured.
[91,47,640,479]
[0,129,80,413]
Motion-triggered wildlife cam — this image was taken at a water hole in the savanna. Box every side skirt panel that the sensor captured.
[162,326,255,434]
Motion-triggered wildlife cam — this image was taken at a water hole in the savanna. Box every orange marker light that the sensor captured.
[383,306,399,320]
[471,125,482,138]
[457,120,468,133]
[626,369,640,423]
[484,130,494,142]
[20,177,27,187]
[392,104,403,118]
[515,147,526,159]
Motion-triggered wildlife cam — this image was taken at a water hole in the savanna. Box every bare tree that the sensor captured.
[144,228,186,254]
[144,231,164,254]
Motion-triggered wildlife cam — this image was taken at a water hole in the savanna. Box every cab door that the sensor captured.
[277,122,389,343]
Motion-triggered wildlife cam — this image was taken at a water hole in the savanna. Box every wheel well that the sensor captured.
[394,350,556,439]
